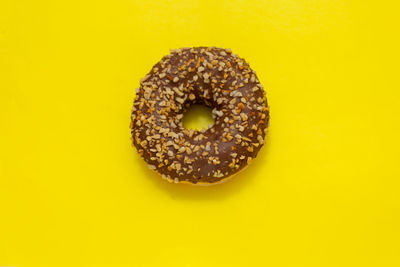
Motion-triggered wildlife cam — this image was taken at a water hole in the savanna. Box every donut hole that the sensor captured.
[182,104,215,131]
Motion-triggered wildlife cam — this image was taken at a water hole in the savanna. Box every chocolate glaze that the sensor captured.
[130,47,269,184]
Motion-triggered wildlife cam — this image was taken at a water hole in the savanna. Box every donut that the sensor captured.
[130,47,269,185]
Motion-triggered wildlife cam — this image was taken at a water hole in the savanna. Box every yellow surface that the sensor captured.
[1,0,400,266]
[182,105,214,131]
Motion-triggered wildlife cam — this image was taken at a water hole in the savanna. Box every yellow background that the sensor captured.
[1,0,399,266]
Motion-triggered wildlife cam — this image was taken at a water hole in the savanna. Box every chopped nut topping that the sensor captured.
[175,163,181,171]
[148,164,156,170]
[257,135,264,144]
[240,113,248,121]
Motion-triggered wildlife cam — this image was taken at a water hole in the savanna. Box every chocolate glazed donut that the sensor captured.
[130,47,269,185]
